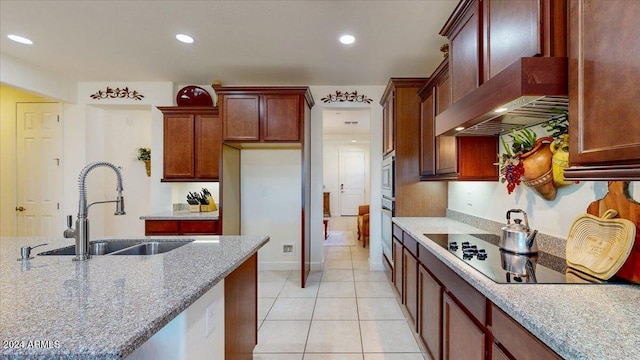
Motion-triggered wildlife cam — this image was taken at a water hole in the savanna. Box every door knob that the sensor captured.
[15,206,25,212]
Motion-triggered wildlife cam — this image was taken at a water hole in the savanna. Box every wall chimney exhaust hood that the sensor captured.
[435,57,568,137]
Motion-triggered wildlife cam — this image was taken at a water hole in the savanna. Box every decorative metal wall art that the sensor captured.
[90,87,144,100]
[321,91,373,104]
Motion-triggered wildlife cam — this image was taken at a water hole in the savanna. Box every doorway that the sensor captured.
[15,102,63,237]
[322,108,371,245]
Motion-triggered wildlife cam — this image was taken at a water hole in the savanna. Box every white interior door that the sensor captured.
[16,103,63,236]
[339,150,365,216]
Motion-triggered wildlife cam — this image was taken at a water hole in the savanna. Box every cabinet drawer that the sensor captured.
[419,244,486,323]
[392,223,404,242]
[402,233,419,257]
[181,220,219,234]
[491,305,561,360]
[145,220,180,235]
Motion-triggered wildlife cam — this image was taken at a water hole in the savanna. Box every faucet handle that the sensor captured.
[67,215,73,228]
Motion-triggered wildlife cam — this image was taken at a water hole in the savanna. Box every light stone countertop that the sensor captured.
[0,234,268,359]
[393,217,640,360]
[139,210,219,220]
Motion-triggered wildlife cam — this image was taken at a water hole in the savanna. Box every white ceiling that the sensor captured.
[0,0,457,86]
[323,108,371,136]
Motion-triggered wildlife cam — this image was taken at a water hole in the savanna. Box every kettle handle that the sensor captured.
[506,209,529,229]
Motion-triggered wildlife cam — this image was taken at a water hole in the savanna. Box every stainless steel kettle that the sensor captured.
[500,209,538,254]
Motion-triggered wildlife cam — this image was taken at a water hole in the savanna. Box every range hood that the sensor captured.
[435,57,568,137]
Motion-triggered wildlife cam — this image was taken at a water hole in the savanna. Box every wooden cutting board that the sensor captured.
[586,181,640,283]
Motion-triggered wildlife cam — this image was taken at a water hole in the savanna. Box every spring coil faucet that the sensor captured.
[64,161,125,261]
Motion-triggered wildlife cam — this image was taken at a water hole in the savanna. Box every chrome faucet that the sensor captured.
[64,161,125,261]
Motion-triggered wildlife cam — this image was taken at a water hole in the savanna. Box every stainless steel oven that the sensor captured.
[381,152,395,200]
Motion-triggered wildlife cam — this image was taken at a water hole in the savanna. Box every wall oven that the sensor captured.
[381,152,395,200]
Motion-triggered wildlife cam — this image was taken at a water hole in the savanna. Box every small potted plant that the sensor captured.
[137,147,151,177]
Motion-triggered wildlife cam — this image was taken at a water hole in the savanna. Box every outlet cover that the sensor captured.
[282,244,294,255]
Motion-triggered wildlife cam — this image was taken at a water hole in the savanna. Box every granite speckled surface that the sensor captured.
[139,210,219,220]
[393,217,640,360]
[0,235,268,359]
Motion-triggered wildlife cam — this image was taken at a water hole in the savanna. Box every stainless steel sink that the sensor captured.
[38,240,142,256]
[109,241,193,255]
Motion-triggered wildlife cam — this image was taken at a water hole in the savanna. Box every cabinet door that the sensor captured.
[435,68,451,115]
[420,89,436,176]
[392,236,404,299]
[449,0,481,102]
[262,95,300,141]
[491,343,511,360]
[484,0,540,79]
[436,136,458,174]
[569,0,640,165]
[145,220,180,236]
[382,95,395,155]
[222,94,260,141]
[195,113,221,179]
[403,249,419,329]
[419,265,442,360]
[163,114,195,179]
[443,293,485,360]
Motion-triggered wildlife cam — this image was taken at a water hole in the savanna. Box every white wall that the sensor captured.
[0,53,76,102]
[241,149,302,270]
[310,86,385,270]
[323,135,371,216]
[449,125,640,239]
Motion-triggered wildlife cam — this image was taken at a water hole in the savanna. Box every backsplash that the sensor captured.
[448,181,639,241]
[447,209,567,259]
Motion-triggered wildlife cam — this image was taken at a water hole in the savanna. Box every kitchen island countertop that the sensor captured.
[393,217,640,360]
[0,234,268,359]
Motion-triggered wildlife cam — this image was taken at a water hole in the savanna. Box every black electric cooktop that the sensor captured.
[424,233,623,284]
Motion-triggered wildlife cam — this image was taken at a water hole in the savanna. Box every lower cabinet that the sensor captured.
[144,219,220,236]
[442,292,486,360]
[225,253,258,359]
[491,304,562,360]
[392,227,561,360]
[418,265,442,360]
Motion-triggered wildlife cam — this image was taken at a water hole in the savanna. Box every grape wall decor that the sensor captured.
[321,91,373,104]
[90,87,145,100]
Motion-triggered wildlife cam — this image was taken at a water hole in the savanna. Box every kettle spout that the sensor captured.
[526,230,538,249]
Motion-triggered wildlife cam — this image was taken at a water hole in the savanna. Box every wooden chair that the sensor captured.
[357,205,370,248]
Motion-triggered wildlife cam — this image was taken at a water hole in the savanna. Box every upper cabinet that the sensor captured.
[380,78,427,157]
[214,86,314,143]
[159,107,221,181]
[418,58,498,181]
[436,0,568,136]
[564,0,640,180]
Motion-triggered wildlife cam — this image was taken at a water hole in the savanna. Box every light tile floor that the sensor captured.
[254,217,427,359]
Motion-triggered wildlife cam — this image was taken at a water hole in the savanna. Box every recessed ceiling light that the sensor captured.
[8,34,33,45]
[351,140,357,143]
[455,127,465,131]
[176,34,194,44]
[339,34,355,45]
[495,107,508,113]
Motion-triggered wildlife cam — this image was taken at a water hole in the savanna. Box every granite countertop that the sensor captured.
[393,217,640,360]
[139,210,219,220]
[0,234,269,359]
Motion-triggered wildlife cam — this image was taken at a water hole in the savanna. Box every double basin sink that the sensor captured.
[38,239,193,256]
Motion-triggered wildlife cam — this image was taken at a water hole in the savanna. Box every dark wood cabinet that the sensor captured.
[159,107,221,181]
[225,253,258,359]
[392,235,404,299]
[216,87,311,143]
[446,0,481,103]
[418,59,498,181]
[419,264,442,360]
[382,97,395,155]
[565,0,640,180]
[443,292,486,360]
[403,234,419,329]
[491,304,561,360]
[144,219,220,236]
